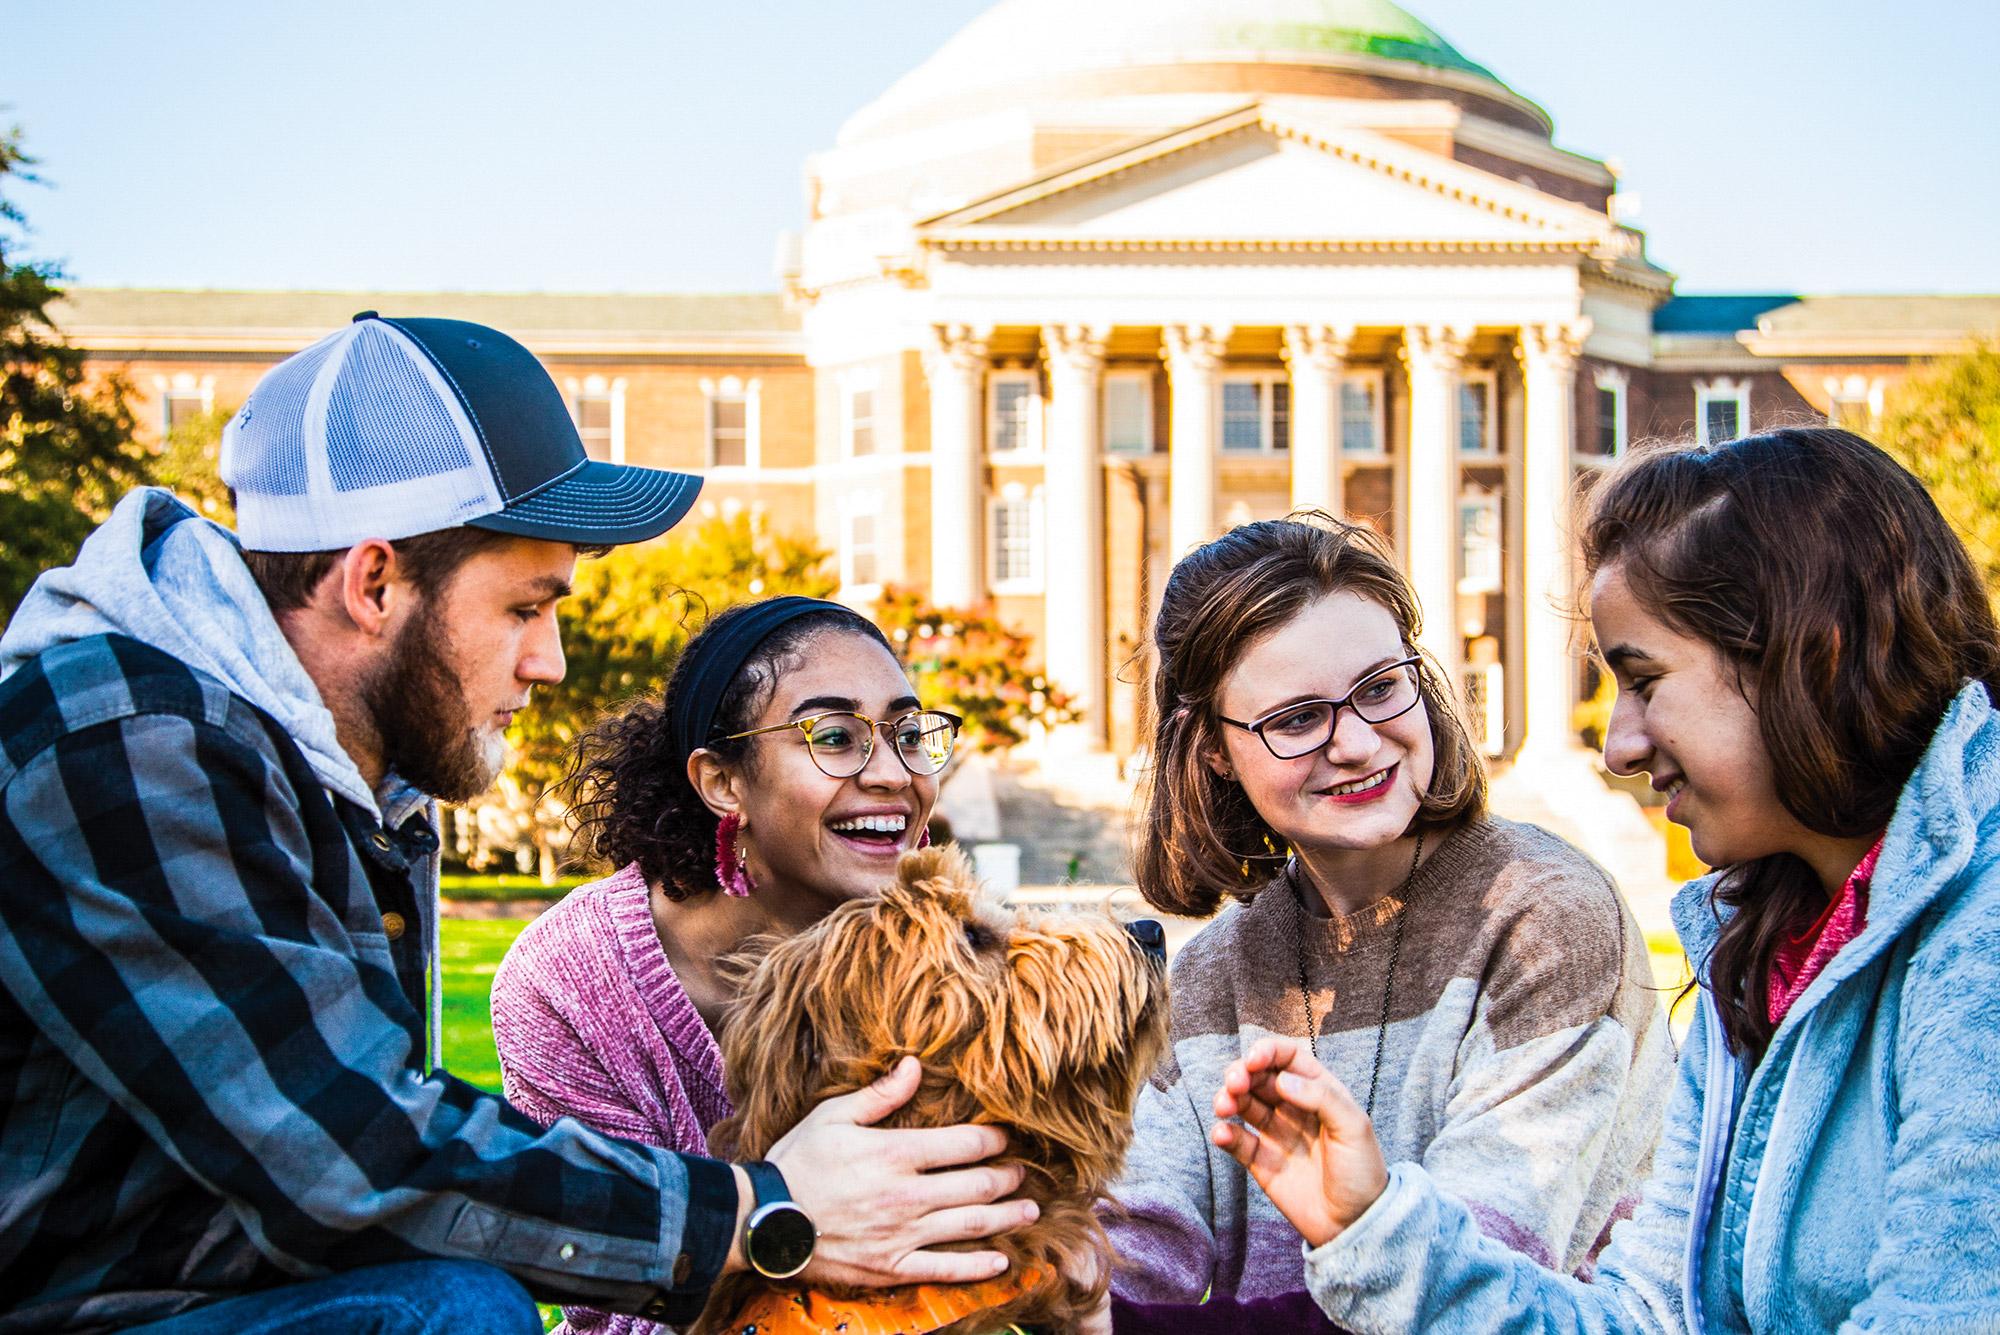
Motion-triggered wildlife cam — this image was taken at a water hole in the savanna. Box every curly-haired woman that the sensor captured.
[1104,516,1673,1329]
[1210,429,2000,1330]
[492,596,985,1333]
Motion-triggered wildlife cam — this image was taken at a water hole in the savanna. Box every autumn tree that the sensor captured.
[871,588,1079,752]
[1874,340,2000,603]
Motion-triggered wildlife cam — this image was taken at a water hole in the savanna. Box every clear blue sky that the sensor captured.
[6,0,1996,296]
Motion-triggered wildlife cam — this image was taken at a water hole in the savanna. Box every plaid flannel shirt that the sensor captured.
[0,633,737,1332]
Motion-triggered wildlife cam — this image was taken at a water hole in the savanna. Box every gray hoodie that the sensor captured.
[0,486,446,1063]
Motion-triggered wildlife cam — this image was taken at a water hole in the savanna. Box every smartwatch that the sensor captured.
[741,1160,817,1280]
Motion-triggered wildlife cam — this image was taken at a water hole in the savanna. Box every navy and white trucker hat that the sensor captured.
[220,312,702,551]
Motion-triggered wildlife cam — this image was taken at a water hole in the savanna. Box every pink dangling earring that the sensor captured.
[714,813,756,897]
[918,825,932,849]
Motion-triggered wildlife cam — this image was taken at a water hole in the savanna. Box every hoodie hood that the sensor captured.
[0,488,377,812]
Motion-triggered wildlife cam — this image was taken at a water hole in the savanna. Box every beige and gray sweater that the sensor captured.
[1108,816,1674,1320]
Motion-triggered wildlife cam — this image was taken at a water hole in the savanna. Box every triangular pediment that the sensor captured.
[919,104,1618,251]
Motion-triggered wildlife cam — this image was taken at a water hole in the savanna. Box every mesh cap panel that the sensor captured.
[325,322,482,492]
[222,321,504,551]
[221,331,340,499]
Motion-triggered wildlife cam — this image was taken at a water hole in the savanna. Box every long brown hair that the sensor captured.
[1581,427,2000,1062]
[1137,514,1487,918]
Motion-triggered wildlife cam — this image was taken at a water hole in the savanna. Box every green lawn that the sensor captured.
[438,917,532,1093]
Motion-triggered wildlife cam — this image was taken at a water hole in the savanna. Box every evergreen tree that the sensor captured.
[0,125,139,627]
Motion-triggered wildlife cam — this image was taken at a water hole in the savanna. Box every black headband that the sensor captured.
[669,596,852,764]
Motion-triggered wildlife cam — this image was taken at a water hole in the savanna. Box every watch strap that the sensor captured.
[743,1159,793,1209]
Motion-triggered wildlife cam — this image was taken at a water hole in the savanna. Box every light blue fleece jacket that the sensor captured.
[1300,680,2000,1333]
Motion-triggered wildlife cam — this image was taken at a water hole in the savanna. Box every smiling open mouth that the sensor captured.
[1322,765,1394,799]
[828,814,908,847]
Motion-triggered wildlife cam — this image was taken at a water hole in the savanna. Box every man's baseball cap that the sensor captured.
[219,312,702,551]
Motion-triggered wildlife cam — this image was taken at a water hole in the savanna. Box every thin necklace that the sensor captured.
[1292,831,1424,1118]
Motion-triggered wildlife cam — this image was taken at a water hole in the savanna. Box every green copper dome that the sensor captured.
[842,0,1531,144]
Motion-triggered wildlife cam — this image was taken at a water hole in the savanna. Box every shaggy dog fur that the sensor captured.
[691,845,1171,1335]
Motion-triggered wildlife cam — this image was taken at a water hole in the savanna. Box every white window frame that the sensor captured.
[1458,484,1503,596]
[1340,369,1387,459]
[1101,370,1154,455]
[987,369,1041,457]
[839,493,883,594]
[154,372,215,436]
[1219,371,1290,454]
[842,368,880,459]
[1584,366,1628,464]
[1823,373,1881,433]
[566,375,627,464]
[1457,369,1499,458]
[1695,378,1751,447]
[700,375,761,470]
[988,482,1045,593]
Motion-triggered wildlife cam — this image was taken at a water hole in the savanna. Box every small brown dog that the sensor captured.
[692,845,1170,1335]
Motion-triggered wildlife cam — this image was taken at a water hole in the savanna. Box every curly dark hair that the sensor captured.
[564,601,892,899]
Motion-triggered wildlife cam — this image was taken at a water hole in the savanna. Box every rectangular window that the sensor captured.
[1594,386,1621,456]
[847,387,876,457]
[1103,372,1153,454]
[990,495,1042,589]
[1697,383,1749,447]
[1222,381,1262,451]
[708,394,748,467]
[989,374,1037,454]
[1458,376,1496,456]
[1221,376,1290,452]
[1458,490,1503,595]
[846,511,878,587]
[1341,376,1384,456]
[1704,397,1739,443]
[576,394,614,459]
[163,391,207,435]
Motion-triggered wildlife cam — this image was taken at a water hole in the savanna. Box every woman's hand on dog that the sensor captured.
[1210,1037,1389,1249]
[747,1056,1039,1286]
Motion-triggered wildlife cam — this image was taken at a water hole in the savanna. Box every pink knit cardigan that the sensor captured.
[492,863,733,1334]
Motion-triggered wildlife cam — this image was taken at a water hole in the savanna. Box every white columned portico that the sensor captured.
[1283,324,1353,515]
[1515,320,1590,761]
[923,323,990,608]
[1163,324,1230,557]
[1399,325,1469,686]
[1041,324,1108,743]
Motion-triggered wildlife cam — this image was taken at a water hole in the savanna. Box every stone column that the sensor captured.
[1515,320,1590,760]
[1041,324,1109,743]
[1282,324,1353,515]
[922,324,989,608]
[1399,326,1469,685]
[1162,324,1230,558]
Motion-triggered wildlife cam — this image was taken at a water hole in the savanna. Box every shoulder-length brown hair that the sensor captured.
[1581,427,2000,1062]
[1136,514,1487,918]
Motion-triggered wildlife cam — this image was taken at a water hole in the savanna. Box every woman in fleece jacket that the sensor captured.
[1215,428,2000,1332]
[1104,515,1674,1329]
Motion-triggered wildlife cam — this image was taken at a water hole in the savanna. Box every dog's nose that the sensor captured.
[1124,918,1167,969]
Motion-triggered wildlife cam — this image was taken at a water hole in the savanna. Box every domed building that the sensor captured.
[57,0,2000,776]
[790,0,1672,760]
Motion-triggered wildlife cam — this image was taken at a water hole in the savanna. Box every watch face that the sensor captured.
[748,1202,816,1280]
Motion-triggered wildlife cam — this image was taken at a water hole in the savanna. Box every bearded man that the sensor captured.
[0,315,1028,1333]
